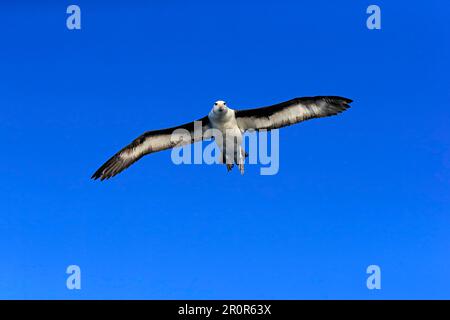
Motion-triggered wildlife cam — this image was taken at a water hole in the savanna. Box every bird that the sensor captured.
[91,96,352,180]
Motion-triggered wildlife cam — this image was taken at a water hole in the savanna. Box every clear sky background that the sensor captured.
[0,0,449,299]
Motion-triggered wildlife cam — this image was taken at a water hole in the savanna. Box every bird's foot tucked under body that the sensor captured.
[238,163,245,175]
[226,163,244,175]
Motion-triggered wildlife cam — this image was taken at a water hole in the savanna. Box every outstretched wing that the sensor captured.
[235,96,352,131]
[92,116,212,180]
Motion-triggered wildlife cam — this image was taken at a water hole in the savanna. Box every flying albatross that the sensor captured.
[91,96,352,180]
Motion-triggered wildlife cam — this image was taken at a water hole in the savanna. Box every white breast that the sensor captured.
[208,110,243,151]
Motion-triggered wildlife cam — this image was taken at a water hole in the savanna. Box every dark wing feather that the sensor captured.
[235,96,352,131]
[92,116,211,180]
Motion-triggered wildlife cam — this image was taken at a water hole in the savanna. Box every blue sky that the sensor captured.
[0,0,449,299]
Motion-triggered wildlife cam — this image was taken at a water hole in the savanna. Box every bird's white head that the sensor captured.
[212,100,229,115]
